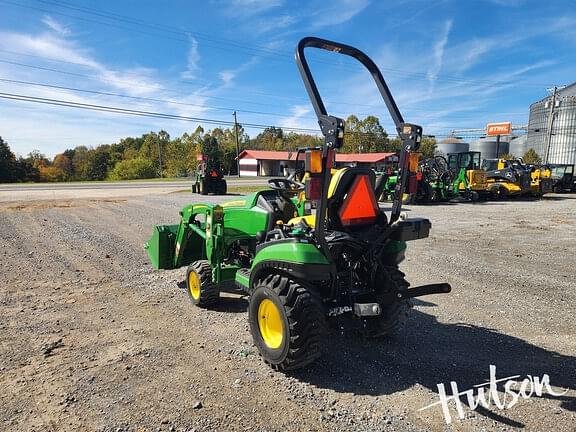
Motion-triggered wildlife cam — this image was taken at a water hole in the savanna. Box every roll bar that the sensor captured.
[296,37,404,128]
[294,37,422,228]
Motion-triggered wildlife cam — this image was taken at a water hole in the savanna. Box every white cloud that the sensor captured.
[427,19,453,85]
[0,26,209,156]
[181,37,200,80]
[486,0,524,6]
[0,31,163,97]
[217,56,259,86]
[225,0,284,16]
[310,0,370,29]
[279,104,314,129]
[252,14,296,34]
[41,16,70,36]
[219,71,235,84]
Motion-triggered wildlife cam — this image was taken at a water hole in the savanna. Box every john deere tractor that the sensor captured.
[192,158,227,195]
[481,158,532,198]
[407,155,455,204]
[145,37,451,370]
[527,163,553,197]
[447,151,490,201]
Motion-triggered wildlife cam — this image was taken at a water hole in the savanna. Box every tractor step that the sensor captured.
[235,268,251,291]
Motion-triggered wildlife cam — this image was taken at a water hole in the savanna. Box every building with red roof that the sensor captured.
[237,150,397,176]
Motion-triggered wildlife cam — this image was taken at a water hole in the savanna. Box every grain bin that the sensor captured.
[469,137,510,159]
[509,135,527,158]
[436,137,469,156]
[526,82,576,165]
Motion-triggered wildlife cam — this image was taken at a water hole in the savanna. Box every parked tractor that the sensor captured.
[481,158,532,198]
[145,37,451,370]
[549,164,576,192]
[447,151,490,201]
[526,164,553,197]
[192,158,227,195]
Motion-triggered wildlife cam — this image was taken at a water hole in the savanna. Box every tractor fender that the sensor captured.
[249,241,331,289]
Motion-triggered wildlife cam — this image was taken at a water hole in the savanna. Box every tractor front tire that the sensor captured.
[362,267,412,338]
[249,274,325,371]
[186,260,220,307]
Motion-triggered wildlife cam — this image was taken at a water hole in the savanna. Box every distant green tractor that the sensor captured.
[191,158,227,195]
[447,151,490,201]
[411,155,455,203]
[145,37,451,370]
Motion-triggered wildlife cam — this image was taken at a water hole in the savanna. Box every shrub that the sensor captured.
[109,158,156,180]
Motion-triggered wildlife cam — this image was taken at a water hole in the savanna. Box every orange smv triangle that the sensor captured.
[338,174,379,226]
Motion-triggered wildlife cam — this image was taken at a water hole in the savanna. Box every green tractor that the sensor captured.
[191,157,227,195]
[145,37,451,370]
[409,155,455,204]
[447,151,490,201]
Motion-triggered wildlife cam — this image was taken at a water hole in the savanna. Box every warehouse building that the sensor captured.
[237,150,398,176]
[526,82,576,164]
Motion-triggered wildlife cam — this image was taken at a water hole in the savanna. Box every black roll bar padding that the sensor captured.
[295,36,405,130]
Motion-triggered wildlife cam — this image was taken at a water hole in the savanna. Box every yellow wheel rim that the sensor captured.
[258,299,284,349]
[188,271,201,300]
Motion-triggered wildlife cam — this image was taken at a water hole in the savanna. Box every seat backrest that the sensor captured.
[326,167,380,230]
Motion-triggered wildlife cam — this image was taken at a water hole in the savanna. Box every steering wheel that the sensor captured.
[268,178,305,193]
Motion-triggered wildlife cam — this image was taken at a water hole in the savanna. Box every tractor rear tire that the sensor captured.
[362,267,412,338]
[186,260,220,308]
[199,180,207,195]
[249,274,326,371]
[217,180,227,195]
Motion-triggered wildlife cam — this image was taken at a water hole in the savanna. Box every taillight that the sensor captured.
[305,177,322,200]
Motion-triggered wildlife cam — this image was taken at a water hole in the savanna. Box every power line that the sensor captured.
[0,90,500,140]
[0,58,531,122]
[0,76,529,125]
[0,77,317,120]
[0,90,321,133]
[0,0,556,89]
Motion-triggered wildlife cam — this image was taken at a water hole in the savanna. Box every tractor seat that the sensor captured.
[255,190,299,231]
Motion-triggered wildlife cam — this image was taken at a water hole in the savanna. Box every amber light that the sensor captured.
[408,152,420,173]
[306,150,322,174]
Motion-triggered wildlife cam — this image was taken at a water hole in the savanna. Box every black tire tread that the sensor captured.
[363,267,412,338]
[187,260,220,307]
[253,274,326,371]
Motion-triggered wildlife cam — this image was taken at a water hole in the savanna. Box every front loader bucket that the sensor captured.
[144,224,179,270]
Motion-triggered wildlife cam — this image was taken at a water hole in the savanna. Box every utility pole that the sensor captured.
[544,86,558,164]
[157,138,163,178]
[233,111,241,177]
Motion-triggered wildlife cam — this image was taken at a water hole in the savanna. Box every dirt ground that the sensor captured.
[1,190,575,432]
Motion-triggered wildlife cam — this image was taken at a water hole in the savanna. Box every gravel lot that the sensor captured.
[0,189,575,431]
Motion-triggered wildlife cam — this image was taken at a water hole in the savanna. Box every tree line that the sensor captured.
[0,115,437,182]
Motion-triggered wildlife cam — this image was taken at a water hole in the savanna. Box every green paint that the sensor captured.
[252,242,329,267]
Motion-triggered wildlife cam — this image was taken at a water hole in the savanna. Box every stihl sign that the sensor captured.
[486,122,512,136]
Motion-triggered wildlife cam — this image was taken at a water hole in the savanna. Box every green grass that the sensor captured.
[0,176,268,186]
[172,184,268,195]
[227,185,268,194]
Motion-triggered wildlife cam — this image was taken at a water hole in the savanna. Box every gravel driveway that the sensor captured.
[1,192,574,431]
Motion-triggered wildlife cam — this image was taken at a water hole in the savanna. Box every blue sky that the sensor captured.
[0,0,574,157]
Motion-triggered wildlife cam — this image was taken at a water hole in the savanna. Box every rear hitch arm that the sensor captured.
[398,282,452,299]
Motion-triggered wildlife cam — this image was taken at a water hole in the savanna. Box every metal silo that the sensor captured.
[469,137,510,159]
[509,135,527,158]
[436,137,469,156]
[526,83,576,165]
